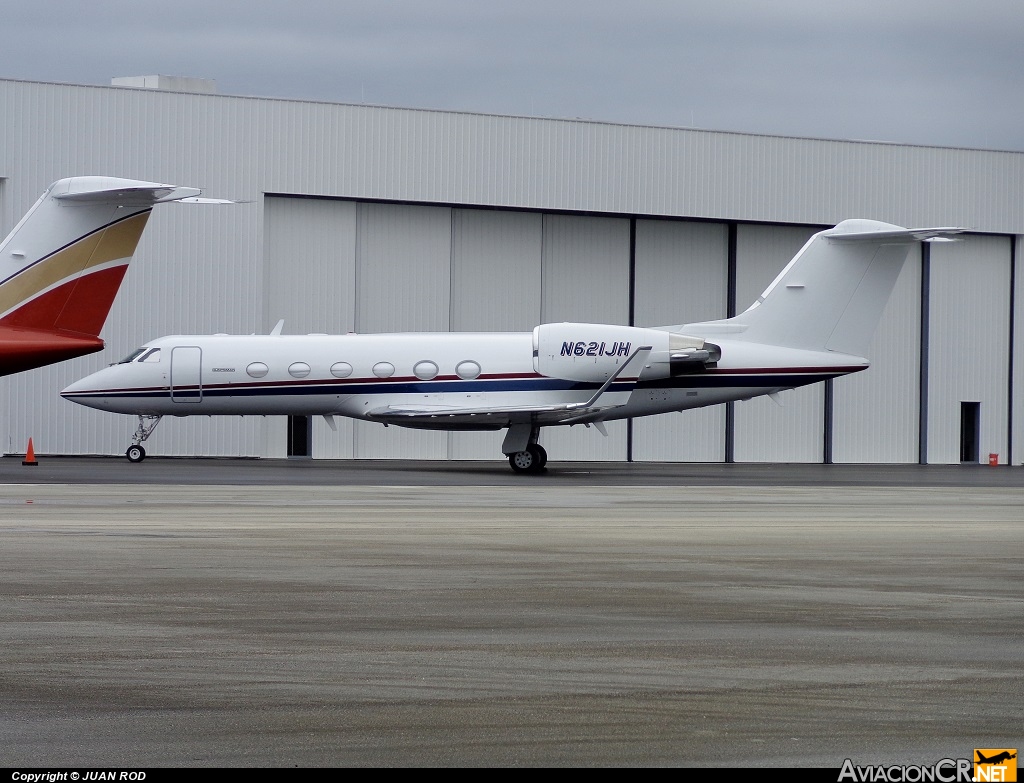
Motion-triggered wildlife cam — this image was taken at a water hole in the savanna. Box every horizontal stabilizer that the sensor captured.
[177,197,242,205]
[52,177,201,205]
[824,223,968,243]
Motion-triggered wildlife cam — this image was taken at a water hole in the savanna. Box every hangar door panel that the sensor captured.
[264,197,357,334]
[632,219,728,462]
[927,235,1010,464]
[449,209,542,460]
[1014,237,1024,466]
[450,209,542,332]
[733,224,823,463]
[540,214,630,462]
[354,202,452,459]
[356,202,451,333]
[264,196,358,459]
[832,247,921,463]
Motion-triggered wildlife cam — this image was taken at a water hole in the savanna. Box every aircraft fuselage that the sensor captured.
[61,329,866,425]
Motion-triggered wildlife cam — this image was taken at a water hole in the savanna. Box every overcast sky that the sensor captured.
[3,0,1023,151]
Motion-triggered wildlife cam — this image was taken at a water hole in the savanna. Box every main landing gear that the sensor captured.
[503,423,547,474]
[126,415,162,463]
[508,443,548,474]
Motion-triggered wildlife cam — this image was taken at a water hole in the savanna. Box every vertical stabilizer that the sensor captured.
[0,177,201,376]
[680,220,965,358]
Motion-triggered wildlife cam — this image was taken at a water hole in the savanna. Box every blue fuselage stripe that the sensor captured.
[62,372,845,401]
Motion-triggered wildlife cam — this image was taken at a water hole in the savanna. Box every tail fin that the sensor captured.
[683,220,966,358]
[0,176,200,376]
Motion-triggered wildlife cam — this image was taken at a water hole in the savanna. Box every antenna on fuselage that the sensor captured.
[270,319,285,336]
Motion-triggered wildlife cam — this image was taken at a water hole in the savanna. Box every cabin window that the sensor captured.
[372,362,395,378]
[413,360,439,380]
[139,348,162,363]
[456,360,481,380]
[288,362,311,379]
[246,362,269,378]
[330,362,353,378]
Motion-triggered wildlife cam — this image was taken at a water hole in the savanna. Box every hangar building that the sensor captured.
[2,76,1023,464]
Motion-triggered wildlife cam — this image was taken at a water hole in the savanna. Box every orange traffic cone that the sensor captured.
[22,437,38,466]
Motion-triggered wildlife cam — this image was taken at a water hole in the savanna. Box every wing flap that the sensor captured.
[367,401,627,425]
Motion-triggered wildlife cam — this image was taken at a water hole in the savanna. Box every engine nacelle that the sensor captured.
[533,323,718,382]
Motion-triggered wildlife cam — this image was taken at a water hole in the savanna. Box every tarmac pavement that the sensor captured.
[0,459,1020,766]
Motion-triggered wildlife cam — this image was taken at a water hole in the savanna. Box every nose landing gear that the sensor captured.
[125,415,162,462]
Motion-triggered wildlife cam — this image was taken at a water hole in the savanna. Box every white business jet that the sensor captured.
[61,219,963,472]
[0,176,219,376]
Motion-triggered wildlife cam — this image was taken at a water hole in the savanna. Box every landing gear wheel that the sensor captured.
[509,450,534,473]
[508,443,547,474]
[125,415,161,463]
[532,443,548,469]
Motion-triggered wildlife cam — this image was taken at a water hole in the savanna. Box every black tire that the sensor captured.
[508,444,547,474]
[532,443,548,469]
[508,449,534,473]
[126,445,146,463]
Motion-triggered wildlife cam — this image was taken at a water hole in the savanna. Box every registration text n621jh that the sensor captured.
[561,341,631,358]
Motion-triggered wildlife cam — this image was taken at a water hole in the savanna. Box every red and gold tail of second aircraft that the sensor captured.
[0,176,203,376]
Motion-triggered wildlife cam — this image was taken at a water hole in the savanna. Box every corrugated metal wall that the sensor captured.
[4,79,1024,231]
[353,203,452,459]
[926,235,1012,464]
[539,214,630,461]
[632,219,728,461]
[831,248,922,463]
[448,209,542,460]
[1013,236,1024,467]
[732,225,823,462]
[263,196,358,459]
[2,78,1023,463]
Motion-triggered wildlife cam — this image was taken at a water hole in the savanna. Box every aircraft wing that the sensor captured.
[367,345,653,427]
[366,400,628,427]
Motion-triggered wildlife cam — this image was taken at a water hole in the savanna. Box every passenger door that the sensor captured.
[170,346,203,403]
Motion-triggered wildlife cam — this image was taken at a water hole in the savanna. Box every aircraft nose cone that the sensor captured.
[61,375,94,396]
[61,368,109,400]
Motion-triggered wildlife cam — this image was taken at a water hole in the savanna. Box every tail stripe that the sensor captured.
[0,211,151,323]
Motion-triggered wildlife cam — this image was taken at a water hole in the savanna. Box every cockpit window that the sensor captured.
[118,348,148,364]
[139,348,161,363]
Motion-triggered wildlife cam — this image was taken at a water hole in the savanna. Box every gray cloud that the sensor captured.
[2,0,1022,150]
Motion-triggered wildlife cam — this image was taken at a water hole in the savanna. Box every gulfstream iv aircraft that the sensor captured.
[62,220,964,472]
[0,176,211,376]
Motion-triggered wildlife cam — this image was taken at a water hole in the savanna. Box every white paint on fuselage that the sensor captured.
[61,330,868,426]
